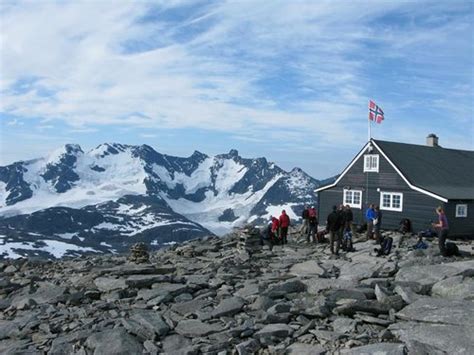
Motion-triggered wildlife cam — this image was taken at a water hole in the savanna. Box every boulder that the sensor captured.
[431,276,474,300]
[340,342,405,354]
[85,328,143,355]
[289,260,326,277]
[122,310,170,340]
[175,320,222,337]
[265,279,306,298]
[285,342,325,354]
[94,277,127,292]
[171,299,212,316]
[395,260,474,293]
[255,323,294,338]
[389,321,474,354]
[211,296,245,318]
[396,298,474,326]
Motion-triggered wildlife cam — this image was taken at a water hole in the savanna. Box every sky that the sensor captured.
[0,0,473,179]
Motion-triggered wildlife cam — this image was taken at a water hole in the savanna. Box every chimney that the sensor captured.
[426,133,439,147]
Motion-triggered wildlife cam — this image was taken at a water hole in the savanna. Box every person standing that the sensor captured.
[301,206,309,236]
[307,206,318,243]
[343,205,354,235]
[279,210,291,245]
[326,205,342,255]
[365,204,376,241]
[432,207,449,256]
[271,217,280,243]
[373,205,382,243]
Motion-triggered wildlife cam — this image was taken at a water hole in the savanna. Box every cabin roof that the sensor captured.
[316,139,474,201]
[373,140,474,200]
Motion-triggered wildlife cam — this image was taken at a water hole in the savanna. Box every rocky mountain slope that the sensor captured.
[0,143,322,258]
[0,229,472,354]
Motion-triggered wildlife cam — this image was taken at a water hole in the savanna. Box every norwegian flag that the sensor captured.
[368,100,384,124]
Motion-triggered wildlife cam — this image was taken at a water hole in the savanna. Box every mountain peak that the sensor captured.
[228,149,239,157]
[191,150,208,159]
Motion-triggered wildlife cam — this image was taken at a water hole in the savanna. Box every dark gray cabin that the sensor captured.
[316,135,474,237]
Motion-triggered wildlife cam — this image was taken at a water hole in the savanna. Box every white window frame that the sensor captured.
[343,189,362,209]
[455,204,467,218]
[380,191,403,212]
[364,154,379,172]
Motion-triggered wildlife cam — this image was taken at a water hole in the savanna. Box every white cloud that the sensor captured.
[0,0,472,170]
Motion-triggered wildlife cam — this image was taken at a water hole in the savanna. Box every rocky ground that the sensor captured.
[0,228,473,355]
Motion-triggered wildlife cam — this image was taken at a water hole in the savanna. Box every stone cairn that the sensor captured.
[128,242,150,264]
[237,225,262,260]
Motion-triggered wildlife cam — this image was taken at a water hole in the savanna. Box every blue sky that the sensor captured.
[0,0,472,179]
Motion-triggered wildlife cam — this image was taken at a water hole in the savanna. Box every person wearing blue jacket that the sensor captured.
[365,204,376,241]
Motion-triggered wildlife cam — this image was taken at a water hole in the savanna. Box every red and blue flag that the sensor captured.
[369,100,384,123]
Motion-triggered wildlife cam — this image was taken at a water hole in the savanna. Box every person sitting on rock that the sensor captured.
[260,221,275,251]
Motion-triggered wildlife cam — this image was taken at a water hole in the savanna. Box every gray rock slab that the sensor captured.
[184,274,211,287]
[393,285,424,304]
[161,334,192,353]
[332,317,358,334]
[285,342,325,354]
[396,298,474,327]
[211,296,245,318]
[304,278,357,295]
[151,282,189,296]
[338,255,383,282]
[431,275,474,300]
[340,342,405,354]
[265,279,306,298]
[354,313,393,326]
[235,338,260,355]
[175,319,222,337]
[235,281,260,298]
[125,274,170,288]
[122,310,169,340]
[289,260,326,277]
[389,321,474,354]
[85,328,143,355]
[93,277,127,292]
[333,299,392,316]
[395,260,474,292]
[255,323,294,338]
[171,298,212,316]
[30,282,67,304]
[326,288,367,304]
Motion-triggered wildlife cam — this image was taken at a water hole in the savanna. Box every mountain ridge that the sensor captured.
[0,143,324,259]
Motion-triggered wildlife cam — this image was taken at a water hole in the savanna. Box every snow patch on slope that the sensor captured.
[165,173,283,235]
[0,147,147,217]
[0,236,97,259]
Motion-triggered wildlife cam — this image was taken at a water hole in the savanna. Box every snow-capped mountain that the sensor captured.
[0,143,322,258]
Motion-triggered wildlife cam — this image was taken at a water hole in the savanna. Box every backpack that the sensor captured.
[445,242,460,257]
[309,208,317,218]
[377,236,393,256]
[399,218,412,233]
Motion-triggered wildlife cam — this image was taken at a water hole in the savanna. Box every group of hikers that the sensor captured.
[260,203,455,257]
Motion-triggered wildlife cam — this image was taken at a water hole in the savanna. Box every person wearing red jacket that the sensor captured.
[271,217,280,241]
[279,210,291,245]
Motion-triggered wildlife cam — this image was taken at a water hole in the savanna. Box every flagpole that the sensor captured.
[368,100,371,142]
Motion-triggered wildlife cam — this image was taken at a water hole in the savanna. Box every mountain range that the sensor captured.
[0,143,327,258]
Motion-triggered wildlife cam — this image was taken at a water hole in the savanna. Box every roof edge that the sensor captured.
[371,140,448,202]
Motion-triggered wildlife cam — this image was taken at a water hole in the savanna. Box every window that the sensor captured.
[455,204,467,218]
[343,189,362,209]
[380,192,403,212]
[364,154,379,172]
